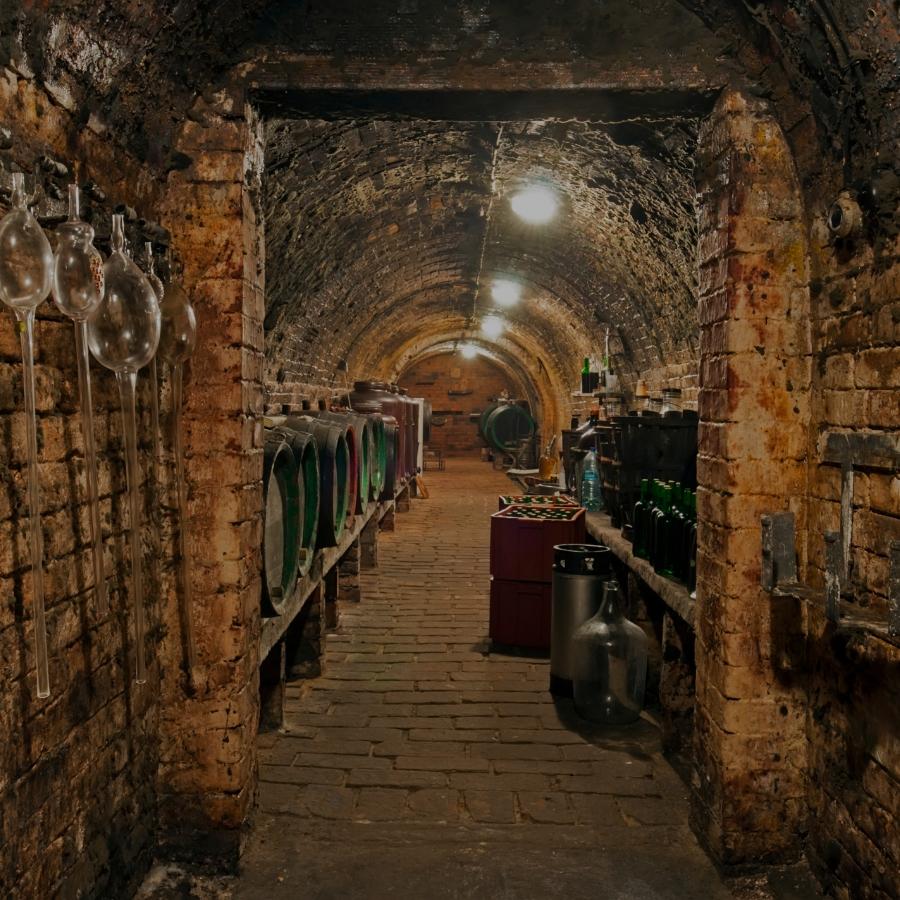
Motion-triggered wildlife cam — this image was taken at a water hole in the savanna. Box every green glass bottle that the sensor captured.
[687,491,698,595]
[633,478,650,558]
[658,486,677,578]
[581,357,591,394]
[650,482,667,571]
[669,486,687,583]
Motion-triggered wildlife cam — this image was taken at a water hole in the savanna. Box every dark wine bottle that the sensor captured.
[633,478,650,558]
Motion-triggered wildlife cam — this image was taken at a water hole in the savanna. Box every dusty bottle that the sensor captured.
[572,580,648,725]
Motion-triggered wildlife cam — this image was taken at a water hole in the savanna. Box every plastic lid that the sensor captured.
[553,543,613,576]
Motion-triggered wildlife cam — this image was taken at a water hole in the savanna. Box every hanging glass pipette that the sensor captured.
[87,214,160,684]
[52,184,108,614]
[142,242,163,477]
[0,172,54,698]
[158,258,198,678]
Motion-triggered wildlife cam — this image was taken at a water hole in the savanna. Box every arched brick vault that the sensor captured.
[10,0,897,196]
[262,112,703,428]
[9,1,896,412]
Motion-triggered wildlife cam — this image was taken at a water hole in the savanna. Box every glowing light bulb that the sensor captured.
[492,279,521,308]
[460,343,478,359]
[511,184,558,224]
[481,315,505,340]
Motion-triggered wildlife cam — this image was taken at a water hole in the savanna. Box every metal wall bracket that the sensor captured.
[824,531,842,623]
[760,516,900,650]
[890,541,900,638]
[761,512,798,591]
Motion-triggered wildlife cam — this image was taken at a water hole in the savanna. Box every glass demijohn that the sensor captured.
[0,172,54,698]
[571,580,648,725]
[158,265,198,678]
[87,214,161,685]
[52,184,108,614]
[142,242,163,474]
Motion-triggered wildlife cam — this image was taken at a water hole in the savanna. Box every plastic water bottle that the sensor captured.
[581,449,602,512]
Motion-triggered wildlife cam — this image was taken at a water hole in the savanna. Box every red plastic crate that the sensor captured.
[490,505,586,583]
[489,578,552,649]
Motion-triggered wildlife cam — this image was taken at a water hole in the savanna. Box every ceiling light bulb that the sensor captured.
[511,184,558,224]
[481,315,505,340]
[492,279,521,307]
[460,343,478,359]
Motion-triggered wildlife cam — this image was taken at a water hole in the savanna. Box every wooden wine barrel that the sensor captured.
[349,400,387,500]
[262,435,301,615]
[271,425,320,577]
[380,416,400,501]
[398,387,418,477]
[285,416,350,547]
[482,403,536,452]
[318,411,371,516]
[366,413,387,499]
[351,380,407,482]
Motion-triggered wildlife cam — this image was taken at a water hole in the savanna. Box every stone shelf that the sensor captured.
[259,484,407,660]
[585,511,696,628]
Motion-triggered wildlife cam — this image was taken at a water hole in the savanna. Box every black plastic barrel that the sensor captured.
[262,435,301,615]
[286,416,350,547]
[271,426,320,577]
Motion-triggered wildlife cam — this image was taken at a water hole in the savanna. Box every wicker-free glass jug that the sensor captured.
[572,580,648,724]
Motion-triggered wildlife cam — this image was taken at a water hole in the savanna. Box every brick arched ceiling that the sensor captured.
[6,0,897,405]
[8,1,895,182]
[262,111,702,402]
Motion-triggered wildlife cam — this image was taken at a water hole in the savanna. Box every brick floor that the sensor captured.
[240,459,733,899]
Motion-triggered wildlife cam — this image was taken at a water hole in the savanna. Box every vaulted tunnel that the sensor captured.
[1,1,898,898]
[262,101,708,434]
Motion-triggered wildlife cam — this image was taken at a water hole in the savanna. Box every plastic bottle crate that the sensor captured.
[490,505,586,583]
[489,578,552,650]
[497,494,579,511]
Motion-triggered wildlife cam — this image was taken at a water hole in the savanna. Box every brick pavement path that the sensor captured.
[239,459,733,899]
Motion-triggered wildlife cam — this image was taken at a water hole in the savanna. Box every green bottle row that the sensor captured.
[632,478,697,594]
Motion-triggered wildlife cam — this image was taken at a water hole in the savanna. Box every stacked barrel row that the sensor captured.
[350,380,431,483]
[261,386,430,616]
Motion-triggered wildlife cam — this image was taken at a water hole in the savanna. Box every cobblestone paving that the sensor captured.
[240,459,733,899]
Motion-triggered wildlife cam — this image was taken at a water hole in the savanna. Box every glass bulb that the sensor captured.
[52,184,105,321]
[460,343,478,359]
[158,277,198,365]
[510,184,559,225]
[144,241,164,304]
[481,315,505,340]
[491,279,521,307]
[0,173,53,311]
[87,214,160,373]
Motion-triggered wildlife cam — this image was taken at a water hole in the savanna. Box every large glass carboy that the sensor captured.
[572,579,648,725]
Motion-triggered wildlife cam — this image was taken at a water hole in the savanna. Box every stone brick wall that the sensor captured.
[0,66,167,899]
[801,113,900,900]
[156,88,266,866]
[694,85,900,897]
[398,352,526,456]
[693,89,812,868]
